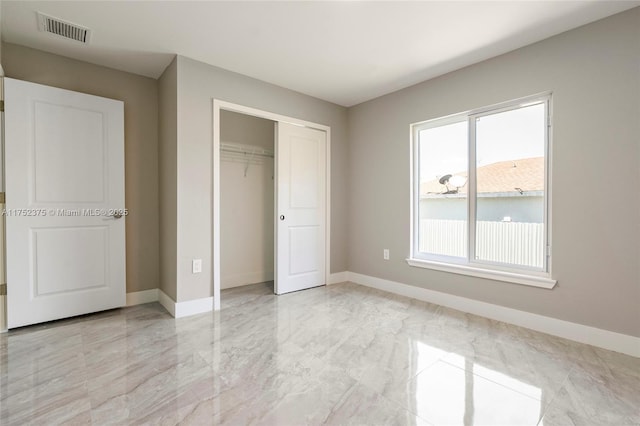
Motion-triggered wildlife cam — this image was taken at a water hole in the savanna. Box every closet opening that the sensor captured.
[213,100,331,312]
[219,110,276,299]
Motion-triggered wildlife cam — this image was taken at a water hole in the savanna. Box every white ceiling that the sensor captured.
[2,1,638,106]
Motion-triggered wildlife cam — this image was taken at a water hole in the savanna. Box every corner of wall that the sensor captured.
[157,56,179,301]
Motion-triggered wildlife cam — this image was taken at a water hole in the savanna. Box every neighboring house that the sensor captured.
[420,157,544,223]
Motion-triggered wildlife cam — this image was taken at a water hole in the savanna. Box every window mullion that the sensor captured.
[468,115,477,264]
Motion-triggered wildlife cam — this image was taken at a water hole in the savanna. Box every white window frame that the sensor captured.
[408,93,556,289]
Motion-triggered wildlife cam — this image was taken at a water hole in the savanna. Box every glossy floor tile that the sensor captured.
[1,281,638,425]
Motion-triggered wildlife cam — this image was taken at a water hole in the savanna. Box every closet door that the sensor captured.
[275,123,326,294]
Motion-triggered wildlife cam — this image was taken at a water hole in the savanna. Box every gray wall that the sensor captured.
[221,110,274,150]
[2,43,161,295]
[173,56,348,302]
[347,8,640,336]
[158,57,178,300]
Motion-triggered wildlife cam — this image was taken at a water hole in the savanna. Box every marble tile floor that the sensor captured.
[1,281,639,425]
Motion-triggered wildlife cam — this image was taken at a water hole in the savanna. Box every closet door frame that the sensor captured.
[212,99,331,310]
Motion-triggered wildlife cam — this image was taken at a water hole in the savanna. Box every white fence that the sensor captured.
[420,219,544,268]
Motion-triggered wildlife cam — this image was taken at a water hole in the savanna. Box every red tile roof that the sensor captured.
[421,157,544,196]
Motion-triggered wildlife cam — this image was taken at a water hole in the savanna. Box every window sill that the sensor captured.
[406,258,557,289]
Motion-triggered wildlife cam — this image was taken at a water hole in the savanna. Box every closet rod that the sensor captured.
[220,142,274,158]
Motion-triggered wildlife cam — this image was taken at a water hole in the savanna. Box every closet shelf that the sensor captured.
[221,142,273,158]
[221,141,274,176]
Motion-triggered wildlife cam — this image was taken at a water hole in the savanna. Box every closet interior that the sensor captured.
[220,110,276,292]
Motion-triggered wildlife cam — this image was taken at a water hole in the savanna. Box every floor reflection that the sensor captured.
[408,341,541,425]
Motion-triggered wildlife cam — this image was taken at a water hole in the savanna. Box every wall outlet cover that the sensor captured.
[192,259,202,274]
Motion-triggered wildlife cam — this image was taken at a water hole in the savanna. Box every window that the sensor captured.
[409,94,554,288]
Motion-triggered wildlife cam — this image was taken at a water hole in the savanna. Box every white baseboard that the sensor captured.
[329,271,349,285]
[175,296,214,318]
[346,272,640,358]
[158,289,213,319]
[158,290,176,317]
[126,289,159,306]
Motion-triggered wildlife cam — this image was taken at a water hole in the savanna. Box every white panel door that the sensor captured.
[5,78,126,328]
[275,122,326,294]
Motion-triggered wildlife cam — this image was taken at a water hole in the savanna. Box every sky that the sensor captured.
[419,103,545,183]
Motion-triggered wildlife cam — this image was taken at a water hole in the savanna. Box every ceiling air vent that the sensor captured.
[37,12,91,44]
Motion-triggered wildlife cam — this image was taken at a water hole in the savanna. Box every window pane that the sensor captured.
[475,103,545,268]
[418,120,468,258]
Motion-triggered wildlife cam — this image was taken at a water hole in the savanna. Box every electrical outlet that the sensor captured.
[383,249,390,260]
[192,259,202,274]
